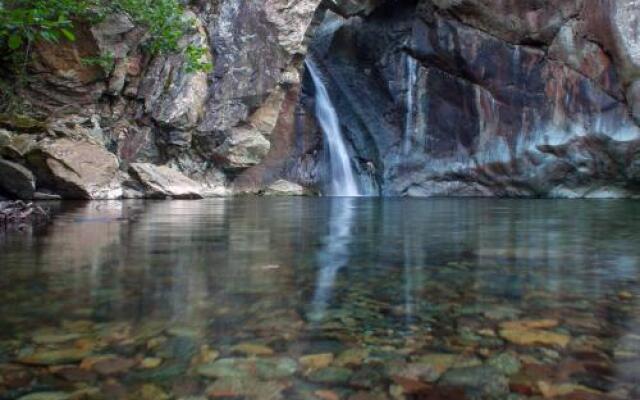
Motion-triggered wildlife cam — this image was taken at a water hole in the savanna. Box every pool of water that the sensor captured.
[1,198,639,400]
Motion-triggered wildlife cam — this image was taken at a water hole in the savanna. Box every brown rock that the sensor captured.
[92,357,136,376]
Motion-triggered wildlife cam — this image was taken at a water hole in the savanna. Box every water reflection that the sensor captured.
[309,197,356,321]
[0,198,639,399]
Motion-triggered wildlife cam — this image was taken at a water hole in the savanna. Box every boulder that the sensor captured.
[129,163,203,199]
[26,139,121,199]
[212,128,271,170]
[0,159,36,199]
[262,180,308,196]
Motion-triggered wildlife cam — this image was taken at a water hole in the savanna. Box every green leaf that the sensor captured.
[8,34,23,50]
[60,28,76,41]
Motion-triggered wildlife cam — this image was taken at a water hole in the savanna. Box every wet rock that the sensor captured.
[52,366,97,382]
[487,352,521,376]
[140,357,163,369]
[17,393,71,400]
[135,384,169,400]
[255,357,298,379]
[499,319,559,331]
[0,159,36,199]
[198,358,250,379]
[299,353,334,372]
[31,332,83,345]
[307,366,353,384]
[206,376,287,399]
[262,180,308,196]
[91,356,136,375]
[314,390,340,400]
[129,163,203,199]
[335,348,369,368]
[537,381,600,398]
[26,139,121,199]
[500,328,571,348]
[230,342,274,357]
[18,348,92,366]
[439,365,509,398]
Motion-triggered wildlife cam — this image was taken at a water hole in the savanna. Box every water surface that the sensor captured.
[1,198,639,399]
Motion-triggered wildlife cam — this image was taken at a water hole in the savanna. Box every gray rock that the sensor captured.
[262,180,307,196]
[26,139,121,199]
[129,163,203,199]
[0,159,36,199]
[439,365,509,399]
[213,128,271,170]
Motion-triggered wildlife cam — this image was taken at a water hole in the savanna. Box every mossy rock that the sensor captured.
[0,114,47,133]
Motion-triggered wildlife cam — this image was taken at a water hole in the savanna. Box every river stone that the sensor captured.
[17,348,91,366]
[500,328,571,348]
[17,392,70,400]
[197,358,253,379]
[31,332,83,345]
[92,356,136,375]
[129,163,203,199]
[299,353,334,371]
[230,342,274,357]
[255,357,298,379]
[439,365,509,398]
[0,159,35,199]
[206,376,287,399]
[487,352,521,376]
[26,139,121,199]
[307,366,353,384]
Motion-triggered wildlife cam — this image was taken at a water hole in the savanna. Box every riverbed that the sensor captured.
[1,198,639,399]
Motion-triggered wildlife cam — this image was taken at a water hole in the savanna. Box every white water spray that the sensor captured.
[306,59,360,197]
[404,55,417,154]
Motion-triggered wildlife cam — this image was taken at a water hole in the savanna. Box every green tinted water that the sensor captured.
[1,198,639,399]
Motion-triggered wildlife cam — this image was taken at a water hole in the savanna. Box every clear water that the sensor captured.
[306,60,360,197]
[1,198,640,400]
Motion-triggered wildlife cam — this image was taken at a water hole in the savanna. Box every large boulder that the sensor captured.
[129,163,203,199]
[0,159,36,199]
[262,180,308,196]
[26,139,122,199]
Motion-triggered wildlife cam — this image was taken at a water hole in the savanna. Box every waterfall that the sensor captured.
[305,59,361,197]
[404,55,417,154]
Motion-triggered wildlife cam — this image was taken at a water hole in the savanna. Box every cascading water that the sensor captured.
[305,59,361,197]
[404,54,417,154]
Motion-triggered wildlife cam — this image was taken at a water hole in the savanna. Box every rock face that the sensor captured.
[283,0,640,197]
[1,0,639,198]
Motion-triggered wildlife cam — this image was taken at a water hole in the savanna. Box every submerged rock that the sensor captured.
[17,348,91,366]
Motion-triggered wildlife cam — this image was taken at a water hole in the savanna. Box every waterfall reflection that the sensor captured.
[308,197,356,321]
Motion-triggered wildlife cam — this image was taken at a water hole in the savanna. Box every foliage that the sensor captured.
[0,0,211,74]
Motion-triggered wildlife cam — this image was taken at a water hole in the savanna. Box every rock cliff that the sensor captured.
[1,0,639,199]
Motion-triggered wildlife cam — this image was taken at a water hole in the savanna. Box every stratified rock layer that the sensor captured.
[291,0,640,197]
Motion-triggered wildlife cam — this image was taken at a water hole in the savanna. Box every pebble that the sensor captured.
[230,342,274,357]
[140,357,163,369]
[307,367,353,384]
[300,353,334,372]
[18,349,91,366]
